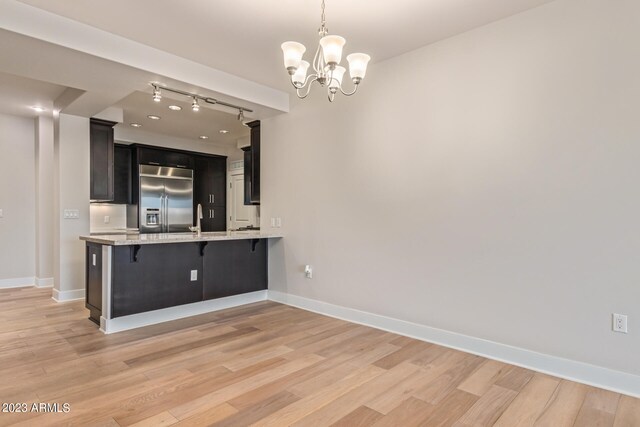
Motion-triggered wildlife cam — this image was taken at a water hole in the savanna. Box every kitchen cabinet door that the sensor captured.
[138,146,193,169]
[85,243,102,324]
[248,121,260,203]
[243,121,260,205]
[112,144,132,204]
[194,155,227,231]
[90,119,116,201]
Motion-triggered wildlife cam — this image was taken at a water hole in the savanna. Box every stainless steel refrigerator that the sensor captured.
[139,165,193,233]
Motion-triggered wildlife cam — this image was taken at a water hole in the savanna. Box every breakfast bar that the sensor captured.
[79,231,281,333]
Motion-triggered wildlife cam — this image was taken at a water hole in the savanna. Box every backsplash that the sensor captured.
[90,204,128,232]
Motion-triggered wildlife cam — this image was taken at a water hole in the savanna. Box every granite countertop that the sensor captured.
[79,231,283,246]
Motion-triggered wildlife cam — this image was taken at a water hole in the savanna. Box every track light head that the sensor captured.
[152,86,162,102]
[237,109,244,121]
[191,97,200,112]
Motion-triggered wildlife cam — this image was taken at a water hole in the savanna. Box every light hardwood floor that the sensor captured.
[0,287,638,426]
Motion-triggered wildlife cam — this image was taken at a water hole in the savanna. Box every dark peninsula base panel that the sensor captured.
[203,239,267,300]
[108,240,268,318]
[112,243,204,318]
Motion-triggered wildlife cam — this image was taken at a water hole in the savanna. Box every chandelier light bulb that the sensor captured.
[319,35,346,65]
[292,61,310,86]
[347,53,371,81]
[191,97,200,112]
[281,42,306,73]
[328,66,346,91]
[152,86,162,102]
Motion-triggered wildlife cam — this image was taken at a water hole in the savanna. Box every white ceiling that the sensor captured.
[114,90,250,144]
[0,70,67,117]
[16,0,555,90]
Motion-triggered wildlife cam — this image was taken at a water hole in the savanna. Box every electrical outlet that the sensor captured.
[104,215,110,224]
[613,313,628,333]
[190,270,198,281]
[304,265,313,279]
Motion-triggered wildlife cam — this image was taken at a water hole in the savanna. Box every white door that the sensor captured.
[229,172,258,230]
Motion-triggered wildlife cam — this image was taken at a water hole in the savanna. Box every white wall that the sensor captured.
[0,113,35,285]
[263,0,640,380]
[53,113,90,298]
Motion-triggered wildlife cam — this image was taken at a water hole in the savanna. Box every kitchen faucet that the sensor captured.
[189,204,203,237]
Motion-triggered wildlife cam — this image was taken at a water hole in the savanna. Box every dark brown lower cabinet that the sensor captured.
[101,240,268,319]
[85,243,103,324]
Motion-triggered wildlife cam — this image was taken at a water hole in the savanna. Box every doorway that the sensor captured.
[228,171,259,230]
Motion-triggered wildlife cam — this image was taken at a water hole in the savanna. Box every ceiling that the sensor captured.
[114,90,249,144]
[16,0,555,90]
[1,0,555,139]
[0,70,67,117]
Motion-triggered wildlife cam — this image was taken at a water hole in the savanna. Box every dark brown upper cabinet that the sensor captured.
[90,118,117,201]
[245,120,260,205]
[137,146,194,169]
[112,144,132,205]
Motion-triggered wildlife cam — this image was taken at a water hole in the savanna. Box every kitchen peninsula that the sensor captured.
[80,231,281,333]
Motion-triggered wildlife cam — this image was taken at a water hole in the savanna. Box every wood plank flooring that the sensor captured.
[0,287,638,426]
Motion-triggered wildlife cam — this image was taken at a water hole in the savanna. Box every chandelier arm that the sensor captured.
[338,83,359,96]
[296,76,319,99]
[291,73,319,91]
[313,44,325,76]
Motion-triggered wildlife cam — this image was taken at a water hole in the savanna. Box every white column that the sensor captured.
[35,115,54,287]
[53,113,90,301]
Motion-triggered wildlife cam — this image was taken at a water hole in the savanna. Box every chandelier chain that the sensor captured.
[319,0,327,35]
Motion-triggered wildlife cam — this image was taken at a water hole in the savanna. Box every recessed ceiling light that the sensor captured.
[147,115,161,120]
[219,130,229,134]
[130,123,142,128]
[168,105,182,111]
[31,106,45,112]
[199,135,209,140]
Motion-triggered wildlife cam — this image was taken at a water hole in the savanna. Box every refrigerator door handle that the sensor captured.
[162,194,167,233]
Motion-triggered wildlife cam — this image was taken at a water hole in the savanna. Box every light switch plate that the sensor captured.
[0,208,3,218]
[190,270,198,281]
[104,215,110,224]
[64,209,80,219]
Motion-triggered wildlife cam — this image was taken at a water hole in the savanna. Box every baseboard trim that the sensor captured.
[267,290,640,398]
[35,277,54,288]
[52,288,85,302]
[0,277,34,288]
[101,290,268,334]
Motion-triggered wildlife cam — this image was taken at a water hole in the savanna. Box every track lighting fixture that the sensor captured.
[148,83,252,120]
[152,85,162,102]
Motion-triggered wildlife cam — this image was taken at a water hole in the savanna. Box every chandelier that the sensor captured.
[280,0,371,102]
